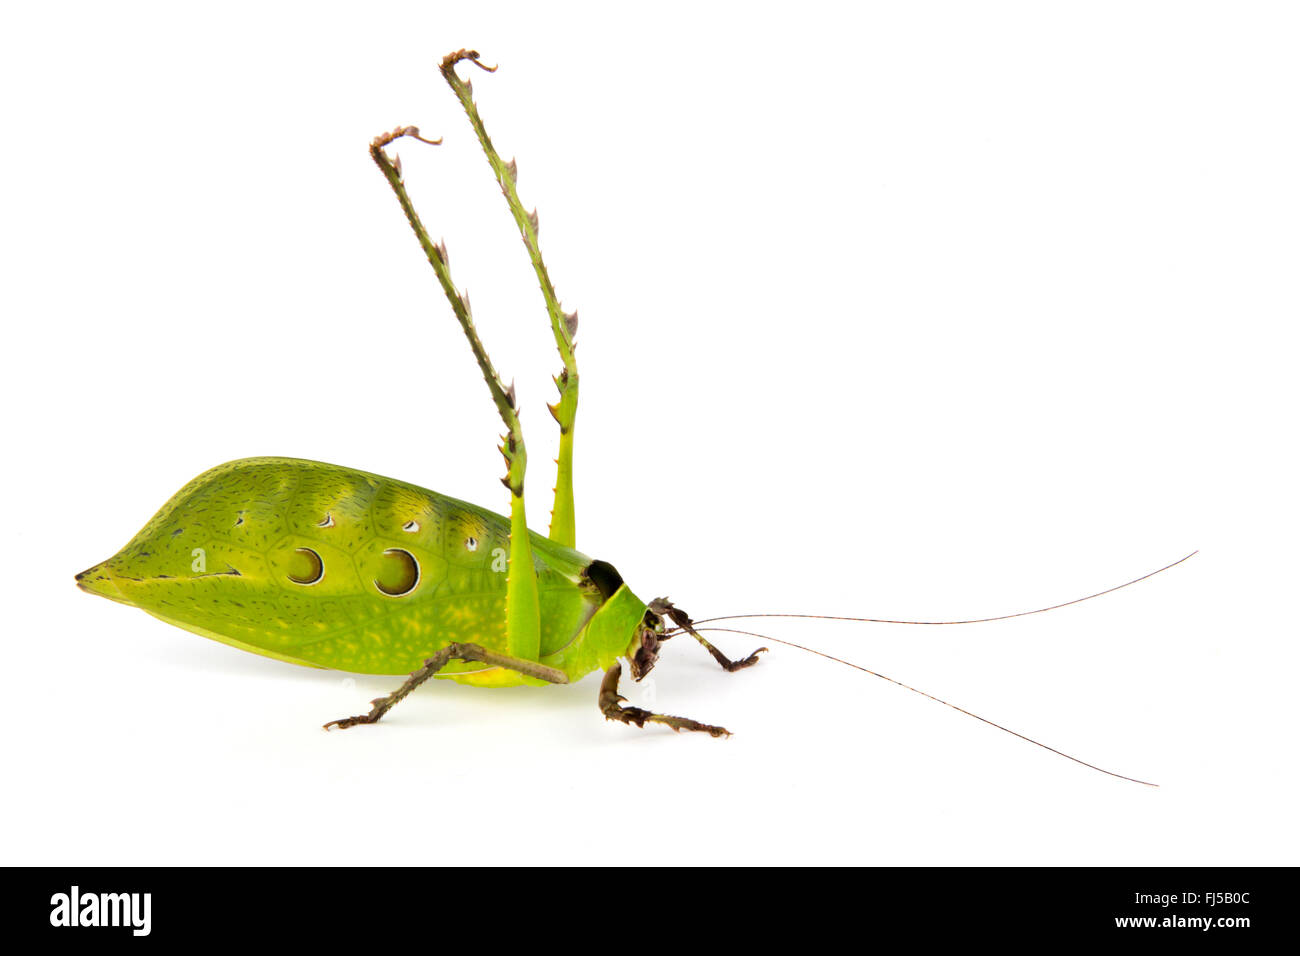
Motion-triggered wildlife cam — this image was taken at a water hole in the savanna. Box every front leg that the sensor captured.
[689,631,766,673]
[325,643,567,730]
[650,598,766,672]
[598,663,731,738]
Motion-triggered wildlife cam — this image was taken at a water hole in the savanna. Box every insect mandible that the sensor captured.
[76,49,1190,784]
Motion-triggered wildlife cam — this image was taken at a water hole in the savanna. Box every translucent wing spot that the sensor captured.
[317,513,335,528]
[465,537,478,552]
[287,548,324,585]
[375,548,419,596]
[403,520,420,533]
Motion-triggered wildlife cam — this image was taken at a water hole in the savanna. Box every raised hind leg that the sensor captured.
[370,128,543,664]
[441,49,580,548]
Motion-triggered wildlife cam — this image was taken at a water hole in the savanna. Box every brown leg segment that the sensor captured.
[689,631,766,672]
[599,662,731,738]
[651,598,767,672]
[324,642,567,730]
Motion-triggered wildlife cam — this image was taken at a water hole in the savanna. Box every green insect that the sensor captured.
[76,49,1186,782]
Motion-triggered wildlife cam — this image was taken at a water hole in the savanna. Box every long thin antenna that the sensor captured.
[681,625,1159,787]
[690,551,1197,629]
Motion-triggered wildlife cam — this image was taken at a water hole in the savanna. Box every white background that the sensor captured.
[2,2,1296,865]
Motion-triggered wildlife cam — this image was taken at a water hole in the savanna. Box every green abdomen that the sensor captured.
[80,458,604,681]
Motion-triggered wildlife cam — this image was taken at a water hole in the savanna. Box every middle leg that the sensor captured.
[324,643,568,730]
[599,662,730,738]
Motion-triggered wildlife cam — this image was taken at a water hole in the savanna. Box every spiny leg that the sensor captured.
[370,128,543,663]
[324,643,568,730]
[599,662,730,738]
[651,598,766,672]
[441,49,580,548]
[690,631,766,672]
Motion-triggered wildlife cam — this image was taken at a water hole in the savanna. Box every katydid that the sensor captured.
[76,49,1189,784]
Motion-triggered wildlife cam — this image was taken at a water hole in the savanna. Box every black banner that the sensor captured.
[10,867,1277,943]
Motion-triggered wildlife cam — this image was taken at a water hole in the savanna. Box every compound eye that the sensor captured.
[287,548,324,585]
[375,548,419,596]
